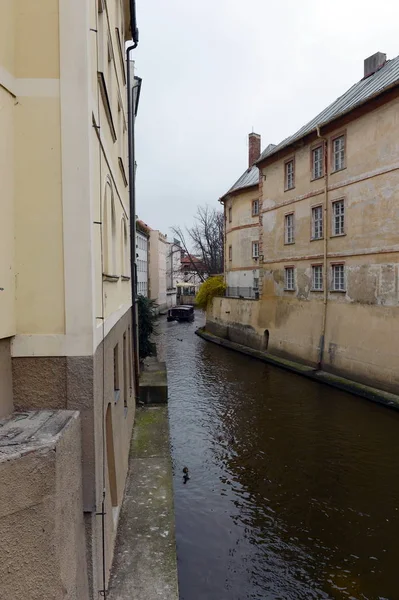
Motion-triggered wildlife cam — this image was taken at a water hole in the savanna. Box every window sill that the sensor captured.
[330,233,346,238]
[331,166,346,175]
[114,390,120,404]
[311,175,324,182]
[330,289,346,293]
[310,237,324,242]
[121,275,130,281]
[284,288,295,292]
[310,288,324,292]
[284,241,295,246]
[103,274,119,282]
[284,186,295,192]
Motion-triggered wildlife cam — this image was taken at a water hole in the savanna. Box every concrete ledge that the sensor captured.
[139,358,168,405]
[108,406,178,600]
[195,327,399,411]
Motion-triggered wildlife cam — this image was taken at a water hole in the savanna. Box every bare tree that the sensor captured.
[172,205,224,279]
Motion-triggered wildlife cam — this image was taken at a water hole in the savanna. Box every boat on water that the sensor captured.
[167,305,195,322]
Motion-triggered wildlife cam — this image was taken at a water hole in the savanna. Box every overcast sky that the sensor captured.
[134,0,399,235]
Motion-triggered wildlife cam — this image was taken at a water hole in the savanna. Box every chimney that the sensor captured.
[248,132,261,168]
[364,52,386,78]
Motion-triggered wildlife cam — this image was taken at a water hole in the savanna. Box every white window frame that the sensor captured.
[312,145,324,179]
[285,159,294,190]
[252,241,259,258]
[332,199,345,236]
[252,199,259,216]
[284,213,294,244]
[312,265,323,291]
[332,135,345,172]
[284,267,295,291]
[331,263,345,291]
[311,205,323,240]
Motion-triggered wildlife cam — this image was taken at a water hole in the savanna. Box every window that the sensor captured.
[312,265,323,291]
[285,159,295,190]
[228,207,232,223]
[284,213,294,244]
[284,267,295,290]
[228,245,232,261]
[113,344,120,401]
[311,205,323,239]
[312,145,324,179]
[332,264,345,291]
[332,199,345,235]
[332,135,345,171]
[103,180,117,278]
[123,333,128,409]
[252,241,259,258]
[252,199,259,216]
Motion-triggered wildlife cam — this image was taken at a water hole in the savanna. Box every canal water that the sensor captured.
[157,312,399,600]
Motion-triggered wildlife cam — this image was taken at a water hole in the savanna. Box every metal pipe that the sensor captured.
[127,4,139,401]
[316,125,329,370]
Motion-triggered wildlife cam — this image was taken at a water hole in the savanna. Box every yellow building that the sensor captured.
[0,1,139,597]
[210,52,399,395]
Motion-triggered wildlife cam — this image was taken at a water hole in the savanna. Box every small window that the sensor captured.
[285,159,295,190]
[252,199,259,216]
[332,199,345,235]
[312,265,323,291]
[312,145,324,179]
[284,213,294,244]
[332,135,345,172]
[311,205,323,239]
[252,241,259,258]
[332,264,345,291]
[123,333,128,409]
[228,245,232,261]
[113,344,120,400]
[228,207,232,223]
[284,267,295,290]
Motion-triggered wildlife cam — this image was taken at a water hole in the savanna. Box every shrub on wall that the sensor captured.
[196,275,226,311]
[137,295,157,359]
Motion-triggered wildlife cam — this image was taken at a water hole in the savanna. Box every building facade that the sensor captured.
[220,134,275,298]
[136,220,150,297]
[0,1,139,597]
[209,52,399,395]
[149,229,168,311]
[166,239,182,307]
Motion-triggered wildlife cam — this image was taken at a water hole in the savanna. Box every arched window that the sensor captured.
[121,217,130,279]
[103,179,117,278]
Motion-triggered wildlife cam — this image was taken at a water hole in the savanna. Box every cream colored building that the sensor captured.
[149,229,168,311]
[0,1,139,597]
[209,52,399,395]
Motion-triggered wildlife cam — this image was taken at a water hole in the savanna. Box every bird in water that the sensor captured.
[182,466,190,484]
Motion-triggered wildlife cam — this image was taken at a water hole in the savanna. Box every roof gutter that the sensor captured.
[127,1,140,402]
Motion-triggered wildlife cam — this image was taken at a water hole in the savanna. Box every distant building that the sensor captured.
[166,239,182,308]
[136,220,150,297]
[149,230,169,311]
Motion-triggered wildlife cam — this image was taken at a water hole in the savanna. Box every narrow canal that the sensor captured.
[157,312,399,600]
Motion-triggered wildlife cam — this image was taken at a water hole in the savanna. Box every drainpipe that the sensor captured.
[317,125,329,370]
[127,4,140,400]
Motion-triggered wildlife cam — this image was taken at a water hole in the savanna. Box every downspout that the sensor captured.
[317,125,329,370]
[127,3,140,400]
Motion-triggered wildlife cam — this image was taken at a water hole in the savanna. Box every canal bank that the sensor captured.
[158,311,399,600]
[196,327,399,412]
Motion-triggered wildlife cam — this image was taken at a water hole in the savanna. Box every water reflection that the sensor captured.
[158,313,399,600]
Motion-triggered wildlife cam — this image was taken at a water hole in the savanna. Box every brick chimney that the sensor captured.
[364,52,386,78]
[248,132,261,167]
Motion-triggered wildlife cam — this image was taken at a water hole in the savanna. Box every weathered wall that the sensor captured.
[0,339,13,418]
[0,410,89,600]
[225,187,261,288]
[12,309,136,598]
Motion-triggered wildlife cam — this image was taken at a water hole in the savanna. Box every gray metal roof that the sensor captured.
[222,143,276,198]
[257,54,399,163]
